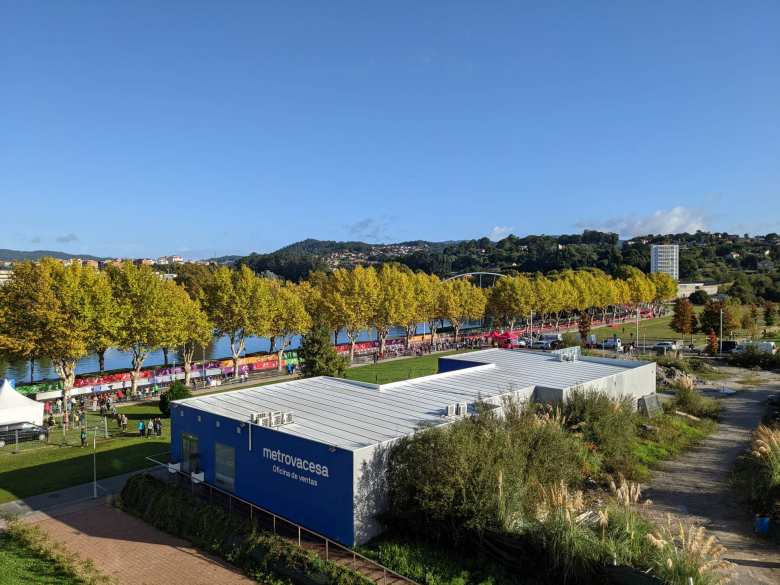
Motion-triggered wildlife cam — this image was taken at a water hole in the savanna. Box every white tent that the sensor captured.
[0,380,44,426]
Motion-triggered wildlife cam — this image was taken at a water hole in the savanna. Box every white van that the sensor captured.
[734,341,777,355]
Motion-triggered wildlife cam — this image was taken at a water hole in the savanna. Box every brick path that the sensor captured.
[26,499,254,585]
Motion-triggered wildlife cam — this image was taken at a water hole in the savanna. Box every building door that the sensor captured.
[214,442,235,492]
[181,433,199,473]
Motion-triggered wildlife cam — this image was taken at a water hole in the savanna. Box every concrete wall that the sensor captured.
[561,361,656,406]
[352,441,393,545]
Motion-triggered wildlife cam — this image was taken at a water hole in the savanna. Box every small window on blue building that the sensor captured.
[215,442,235,492]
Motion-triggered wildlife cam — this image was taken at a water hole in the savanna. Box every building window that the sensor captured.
[215,442,236,492]
[181,433,199,474]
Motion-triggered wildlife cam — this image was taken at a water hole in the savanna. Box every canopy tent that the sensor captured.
[0,379,44,426]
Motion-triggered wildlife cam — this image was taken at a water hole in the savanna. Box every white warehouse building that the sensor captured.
[170,348,656,546]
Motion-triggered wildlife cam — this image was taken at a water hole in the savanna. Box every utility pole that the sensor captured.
[719,309,723,354]
[92,427,97,499]
[636,306,640,352]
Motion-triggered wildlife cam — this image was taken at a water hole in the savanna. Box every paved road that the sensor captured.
[644,370,780,585]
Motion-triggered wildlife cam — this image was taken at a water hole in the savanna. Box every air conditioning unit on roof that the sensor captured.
[445,404,457,417]
[282,412,294,425]
[271,411,284,427]
[456,402,469,417]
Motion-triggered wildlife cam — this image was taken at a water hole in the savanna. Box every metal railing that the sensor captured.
[143,455,416,585]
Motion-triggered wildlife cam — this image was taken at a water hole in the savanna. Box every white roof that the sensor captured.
[174,349,648,451]
[0,379,45,426]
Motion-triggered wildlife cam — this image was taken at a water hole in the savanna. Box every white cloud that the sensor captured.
[576,206,710,238]
[487,226,514,241]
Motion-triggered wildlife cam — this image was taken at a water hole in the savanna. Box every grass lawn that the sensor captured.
[590,310,706,345]
[0,530,82,585]
[345,350,471,385]
[0,403,169,504]
[632,413,716,479]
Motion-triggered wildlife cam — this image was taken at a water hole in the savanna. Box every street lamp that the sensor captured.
[719,309,723,354]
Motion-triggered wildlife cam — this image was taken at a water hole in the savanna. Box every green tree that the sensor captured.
[648,272,678,313]
[765,301,777,327]
[670,298,696,341]
[202,265,270,378]
[266,281,312,370]
[110,263,173,395]
[163,283,212,386]
[699,300,737,339]
[0,259,93,400]
[159,381,192,416]
[298,318,348,378]
[85,268,122,373]
[439,279,487,341]
[321,266,379,361]
[488,275,532,331]
[373,265,416,354]
[689,289,710,305]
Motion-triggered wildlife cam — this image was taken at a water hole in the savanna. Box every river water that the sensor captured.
[0,323,444,383]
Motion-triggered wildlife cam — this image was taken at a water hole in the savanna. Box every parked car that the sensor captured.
[530,340,552,350]
[653,341,679,352]
[720,340,739,353]
[602,337,623,351]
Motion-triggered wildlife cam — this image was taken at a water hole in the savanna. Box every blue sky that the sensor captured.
[2,2,779,258]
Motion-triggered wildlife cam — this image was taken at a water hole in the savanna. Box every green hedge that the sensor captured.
[120,474,372,585]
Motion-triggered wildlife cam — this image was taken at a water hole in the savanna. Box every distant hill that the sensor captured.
[0,249,105,261]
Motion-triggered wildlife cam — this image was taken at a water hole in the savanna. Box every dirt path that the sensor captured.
[644,369,780,585]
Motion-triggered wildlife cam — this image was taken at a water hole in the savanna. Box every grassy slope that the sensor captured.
[0,531,81,585]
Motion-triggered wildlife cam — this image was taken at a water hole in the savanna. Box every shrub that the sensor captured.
[120,474,371,585]
[563,390,641,478]
[670,382,721,420]
[646,517,733,585]
[159,381,192,416]
[734,425,780,515]
[384,401,592,544]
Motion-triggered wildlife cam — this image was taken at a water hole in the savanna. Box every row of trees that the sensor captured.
[671,296,777,342]
[0,259,675,399]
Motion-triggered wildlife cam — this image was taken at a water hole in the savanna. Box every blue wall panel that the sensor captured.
[171,404,355,545]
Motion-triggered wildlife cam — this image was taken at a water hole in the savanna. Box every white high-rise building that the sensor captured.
[650,244,679,280]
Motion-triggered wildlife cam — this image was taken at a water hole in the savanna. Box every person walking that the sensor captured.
[121,414,128,433]
[80,427,87,448]
[138,420,145,437]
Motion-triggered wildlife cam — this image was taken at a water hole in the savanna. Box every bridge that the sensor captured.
[443,271,507,287]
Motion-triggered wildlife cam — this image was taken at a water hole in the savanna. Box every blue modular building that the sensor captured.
[170,348,655,546]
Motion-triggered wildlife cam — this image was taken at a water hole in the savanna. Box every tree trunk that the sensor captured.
[349,338,356,362]
[98,348,106,373]
[453,323,461,343]
[378,328,388,355]
[269,336,277,353]
[229,333,245,379]
[405,323,416,348]
[162,347,169,367]
[56,358,77,404]
[334,330,339,346]
[130,349,146,397]
[182,343,195,386]
[278,348,285,371]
